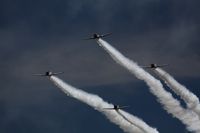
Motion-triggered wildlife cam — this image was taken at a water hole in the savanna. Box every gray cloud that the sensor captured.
[1,20,200,87]
[0,0,200,133]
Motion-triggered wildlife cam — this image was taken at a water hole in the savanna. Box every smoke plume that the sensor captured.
[96,38,200,132]
[50,76,158,133]
[154,68,200,118]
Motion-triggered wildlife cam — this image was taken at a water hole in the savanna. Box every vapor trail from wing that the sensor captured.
[96,38,200,133]
[50,76,158,133]
[154,68,200,118]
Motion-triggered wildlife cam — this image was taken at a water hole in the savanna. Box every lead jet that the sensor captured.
[33,71,64,77]
[104,105,129,111]
[142,64,169,69]
[84,33,112,40]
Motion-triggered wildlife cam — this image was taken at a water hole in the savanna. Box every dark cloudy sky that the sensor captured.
[0,0,200,133]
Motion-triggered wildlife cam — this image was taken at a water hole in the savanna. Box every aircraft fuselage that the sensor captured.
[114,105,120,110]
[93,33,101,39]
[151,64,157,68]
[45,71,53,76]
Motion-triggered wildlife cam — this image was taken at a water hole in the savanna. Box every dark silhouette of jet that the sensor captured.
[33,71,64,77]
[104,105,129,111]
[84,33,112,40]
[142,64,169,69]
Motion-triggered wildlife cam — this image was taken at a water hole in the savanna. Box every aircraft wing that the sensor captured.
[157,64,169,68]
[103,108,115,110]
[32,74,46,76]
[83,37,95,40]
[102,33,112,37]
[53,72,64,75]
[140,66,152,68]
[119,106,129,109]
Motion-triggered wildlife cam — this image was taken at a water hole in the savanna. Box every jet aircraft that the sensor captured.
[104,105,129,111]
[33,71,63,77]
[142,64,168,69]
[84,33,112,40]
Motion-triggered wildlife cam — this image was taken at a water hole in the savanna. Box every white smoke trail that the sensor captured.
[154,68,200,117]
[116,110,153,133]
[96,38,200,133]
[50,76,158,133]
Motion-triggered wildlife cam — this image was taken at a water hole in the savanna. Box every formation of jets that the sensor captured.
[33,33,169,117]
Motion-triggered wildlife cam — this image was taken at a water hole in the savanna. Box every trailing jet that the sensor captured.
[33,71,64,77]
[142,64,169,69]
[84,33,112,40]
[104,105,129,111]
